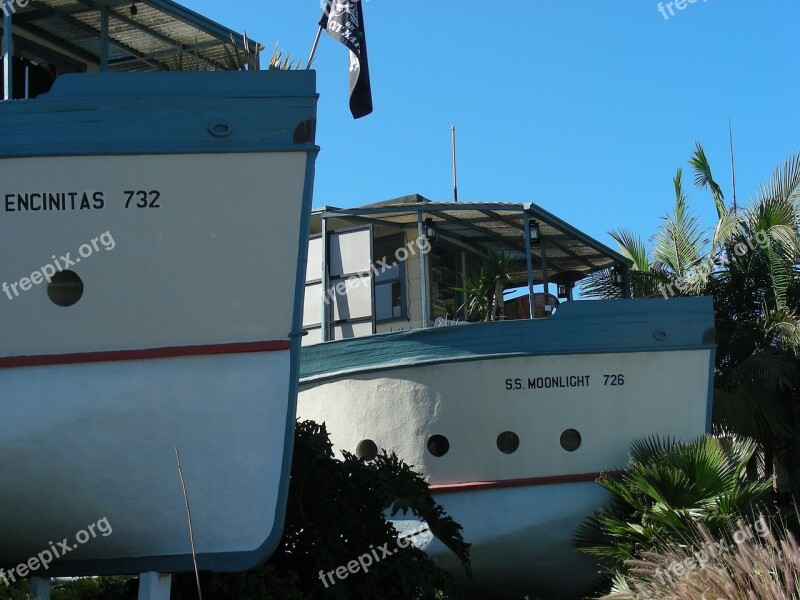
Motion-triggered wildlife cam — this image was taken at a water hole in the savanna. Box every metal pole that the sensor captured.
[321,216,329,341]
[3,5,12,101]
[306,25,323,69]
[418,211,429,328]
[100,5,110,72]
[451,125,458,202]
[541,238,549,314]
[729,118,738,213]
[622,266,632,299]
[523,216,535,320]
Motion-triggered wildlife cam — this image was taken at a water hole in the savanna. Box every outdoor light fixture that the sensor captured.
[611,266,625,287]
[130,3,138,16]
[557,283,569,298]
[424,217,438,242]
[528,220,541,243]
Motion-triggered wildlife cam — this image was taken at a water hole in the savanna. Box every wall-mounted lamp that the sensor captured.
[557,283,572,299]
[528,220,541,243]
[611,266,625,287]
[424,217,438,242]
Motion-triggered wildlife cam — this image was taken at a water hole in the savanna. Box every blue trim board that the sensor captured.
[0,71,318,158]
[0,69,318,576]
[300,297,716,382]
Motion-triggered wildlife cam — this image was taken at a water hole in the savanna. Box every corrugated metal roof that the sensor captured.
[315,195,632,285]
[7,0,261,72]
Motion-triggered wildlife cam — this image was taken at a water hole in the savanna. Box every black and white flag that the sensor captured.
[319,0,373,119]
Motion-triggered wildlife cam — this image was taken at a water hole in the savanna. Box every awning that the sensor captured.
[3,0,261,72]
[316,194,632,286]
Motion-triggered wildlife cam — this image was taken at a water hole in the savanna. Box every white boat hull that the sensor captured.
[0,71,318,575]
[299,298,715,596]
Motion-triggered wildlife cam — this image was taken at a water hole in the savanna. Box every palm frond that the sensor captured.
[652,170,708,284]
[689,141,727,218]
[610,228,651,272]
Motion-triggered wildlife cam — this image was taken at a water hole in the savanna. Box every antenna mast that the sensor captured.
[728,119,738,213]
[451,125,458,202]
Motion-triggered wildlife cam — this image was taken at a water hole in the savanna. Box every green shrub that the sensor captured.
[576,435,773,575]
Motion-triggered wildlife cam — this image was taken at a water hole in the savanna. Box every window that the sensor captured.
[430,244,460,319]
[47,271,83,307]
[560,429,582,452]
[373,235,406,322]
[356,439,379,460]
[497,431,520,454]
[427,434,450,457]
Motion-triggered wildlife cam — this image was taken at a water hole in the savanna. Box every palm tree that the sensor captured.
[712,151,800,494]
[583,144,800,496]
[576,435,773,575]
[581,147,738,300]
[454,250,521,321]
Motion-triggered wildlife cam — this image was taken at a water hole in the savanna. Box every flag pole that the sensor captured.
[306,25,323,69]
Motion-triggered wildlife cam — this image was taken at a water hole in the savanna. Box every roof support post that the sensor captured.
[3,5,12,100]
[523,214,535,320]
[100,5,109,72]
[321,216,330,342]
[417,210,429,329]
[541,237,549,310]
[622,265,632,299]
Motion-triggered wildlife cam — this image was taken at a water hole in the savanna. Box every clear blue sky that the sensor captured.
[193,0,798,248]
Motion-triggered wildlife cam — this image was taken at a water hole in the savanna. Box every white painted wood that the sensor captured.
[0,153,307,357]
[329,228,371,277]
[305,236,323,282]
[303,282,324,328]
[301,326,322,347]
[332,274,373,321]
[332,321,374,340]
[0,350,290,562]
[0,149,309,567]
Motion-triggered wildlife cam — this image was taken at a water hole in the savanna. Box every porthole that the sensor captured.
[427,434,449,457]
[47,270,83,307]
[560,429,581,452]
[356,439,378,461]
[497,431,520,454]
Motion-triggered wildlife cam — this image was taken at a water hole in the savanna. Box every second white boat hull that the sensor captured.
[299,298,715,596]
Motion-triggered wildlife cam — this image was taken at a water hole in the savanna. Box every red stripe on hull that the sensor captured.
[429,472,601,494]
[0,340,291,369]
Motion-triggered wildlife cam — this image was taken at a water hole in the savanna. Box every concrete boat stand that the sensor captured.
[138,573,173,599]
[30,574,173,600]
